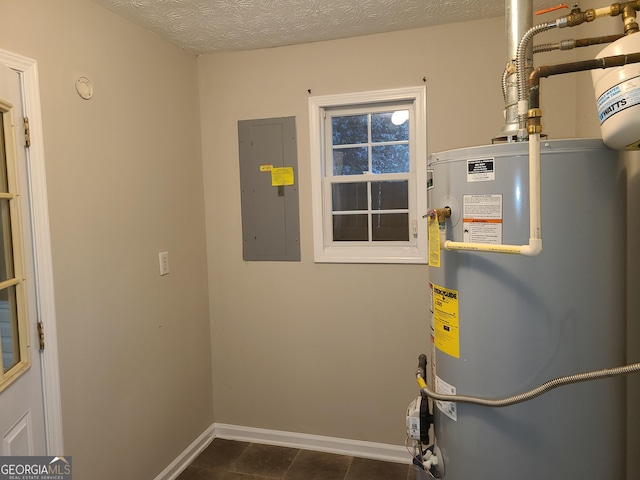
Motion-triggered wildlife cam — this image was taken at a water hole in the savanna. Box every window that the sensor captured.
[309,87,428,263]
[0,99,30,392]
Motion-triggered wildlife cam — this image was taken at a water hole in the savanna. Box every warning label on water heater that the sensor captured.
[467,158,495,182]
[462,194,503,244]
[435,375,457,422]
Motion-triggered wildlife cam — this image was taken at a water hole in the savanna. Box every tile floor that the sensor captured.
[177,438,417,480]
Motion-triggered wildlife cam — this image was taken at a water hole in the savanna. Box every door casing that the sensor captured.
[0,48,63,455]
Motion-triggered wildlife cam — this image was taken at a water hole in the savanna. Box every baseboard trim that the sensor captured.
[155,422,411,479]
[213,423,410,465]
[154,424,216,480]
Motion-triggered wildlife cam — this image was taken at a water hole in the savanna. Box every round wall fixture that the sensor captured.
[75,77,93,100]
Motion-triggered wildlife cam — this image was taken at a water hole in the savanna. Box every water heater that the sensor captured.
[426,138,626,479]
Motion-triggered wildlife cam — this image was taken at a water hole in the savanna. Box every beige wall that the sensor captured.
[198,16,535,445]
[0,1,212,479]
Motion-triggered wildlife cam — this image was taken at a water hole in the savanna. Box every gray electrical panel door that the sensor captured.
[238,117,300,261]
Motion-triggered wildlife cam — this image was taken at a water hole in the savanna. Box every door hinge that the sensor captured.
[37,321,45,350]
[24,117,31,147]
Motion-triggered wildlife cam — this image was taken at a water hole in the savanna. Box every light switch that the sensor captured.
[159,251,170,276]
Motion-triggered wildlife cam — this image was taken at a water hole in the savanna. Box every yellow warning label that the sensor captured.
[625,139,640,150]
[271,167,294,186]
[432,284,460,358]
[428,216,440,267]
[260,164,273,172]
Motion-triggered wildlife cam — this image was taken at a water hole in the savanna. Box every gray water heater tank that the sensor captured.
[426,138,626,479]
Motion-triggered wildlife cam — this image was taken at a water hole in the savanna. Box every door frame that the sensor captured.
[0,48,64,455]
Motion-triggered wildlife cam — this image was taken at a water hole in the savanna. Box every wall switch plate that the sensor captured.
[159,251,170,276]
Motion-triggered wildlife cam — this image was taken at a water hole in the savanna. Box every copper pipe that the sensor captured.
[534,34,625,53]
[575,33,626,47]
[528,52,640,131]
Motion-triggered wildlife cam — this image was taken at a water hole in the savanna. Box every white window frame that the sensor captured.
[309,86,428,264]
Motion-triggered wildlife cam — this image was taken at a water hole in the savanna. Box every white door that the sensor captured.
[0,62,47,456]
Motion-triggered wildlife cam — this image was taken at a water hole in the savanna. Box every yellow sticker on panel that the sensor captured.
[428,216,440,267]
[432,284,460,358]
[271,167,294,186]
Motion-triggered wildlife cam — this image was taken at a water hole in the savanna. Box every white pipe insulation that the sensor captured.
[442,133,543,256]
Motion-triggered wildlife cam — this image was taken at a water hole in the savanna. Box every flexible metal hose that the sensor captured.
[416,358,640,408]
[533,34,624,54]
[514,22,558,135]
[516,22,558,103]
[501,65,509,103]
[533,43,559,53]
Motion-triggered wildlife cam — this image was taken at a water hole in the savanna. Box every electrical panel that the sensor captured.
[238,117,300,261]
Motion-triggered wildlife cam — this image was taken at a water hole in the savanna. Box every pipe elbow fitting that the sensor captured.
[521,239,542,256]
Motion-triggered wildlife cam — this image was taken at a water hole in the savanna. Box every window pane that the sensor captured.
[0,199,15,282]
[332,183,368,211]
[372,213,409,241]
[371,111,409,142]
[0,285,19,373]
[332,114,368,146]
[371,181,408,210]
[333,214,368,241]
[333,147,368,175]
[372,144,409,173]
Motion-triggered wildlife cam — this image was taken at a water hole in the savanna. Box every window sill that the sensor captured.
[314,244,428,264]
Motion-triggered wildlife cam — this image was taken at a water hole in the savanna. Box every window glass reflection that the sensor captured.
[332,183,368,211]
[372,213,409,241]
[333,215,368,241]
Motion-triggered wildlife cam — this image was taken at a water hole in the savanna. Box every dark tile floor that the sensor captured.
[178,438,416,480]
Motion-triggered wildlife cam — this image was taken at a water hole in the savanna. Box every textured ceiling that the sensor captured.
[91,0,549,55]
